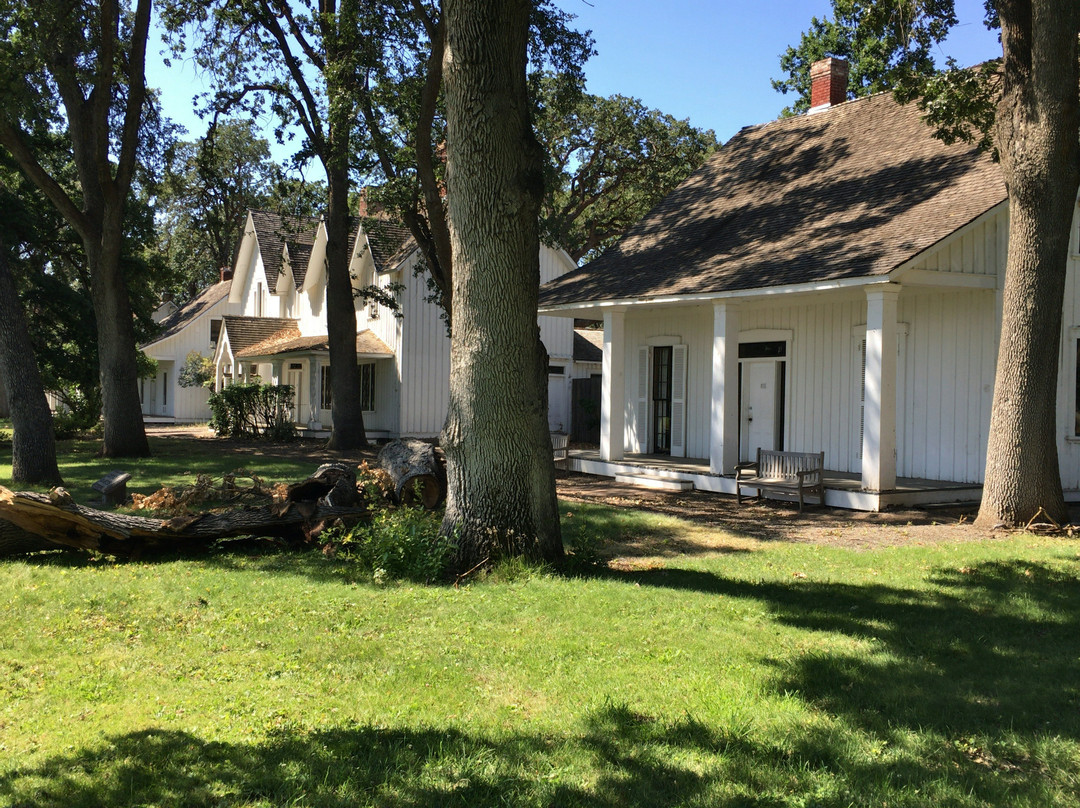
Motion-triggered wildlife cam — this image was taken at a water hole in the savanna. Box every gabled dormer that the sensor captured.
[228,210,321,318]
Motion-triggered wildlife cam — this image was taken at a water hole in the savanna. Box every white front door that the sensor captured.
[741,360,779,462]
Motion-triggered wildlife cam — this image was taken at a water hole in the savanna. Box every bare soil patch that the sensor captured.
[555,470,1005,551]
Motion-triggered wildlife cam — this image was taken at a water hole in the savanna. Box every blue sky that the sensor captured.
[146,0,1002,156]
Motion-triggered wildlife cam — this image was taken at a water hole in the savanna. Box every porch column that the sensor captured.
[710,301,741,474]
[862,285,900,492]
[601,308,626,461]
[270,359,283,386]
[307,356,322,430]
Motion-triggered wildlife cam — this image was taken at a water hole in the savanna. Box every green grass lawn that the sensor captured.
[1,509,1078,807]
[0,431,338,504]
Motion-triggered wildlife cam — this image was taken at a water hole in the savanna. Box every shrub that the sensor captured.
[178,351,215,389]
[208,383,296,440]
[336,506,453,584]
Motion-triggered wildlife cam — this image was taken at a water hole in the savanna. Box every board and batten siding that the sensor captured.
[143,292,243,421]
[902,205,1006,276]
[618,286,1001,483]
[1055,207,1080,490]
[621,306,714,459]
[393,252,451,437]
[539,248,577,362]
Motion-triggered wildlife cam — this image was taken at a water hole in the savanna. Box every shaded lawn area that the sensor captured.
[0,431,373,505]
[2,523,1079,807]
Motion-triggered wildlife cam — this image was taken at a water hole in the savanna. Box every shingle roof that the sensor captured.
[221,316,300,354]
[573,328,604,363]
[237,329,394,359]
[285,241,313,289]
[248,210,321,293]
[361,218,414,272]
[540,93,1007,308]
[143,280,231,347]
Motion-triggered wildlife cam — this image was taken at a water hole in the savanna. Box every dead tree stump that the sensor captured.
[376,440,446,509]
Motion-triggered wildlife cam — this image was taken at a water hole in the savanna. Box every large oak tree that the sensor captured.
[440,0,561,568]
[0,0,154,457]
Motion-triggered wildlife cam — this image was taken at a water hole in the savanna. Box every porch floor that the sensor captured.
[567,449,983,511]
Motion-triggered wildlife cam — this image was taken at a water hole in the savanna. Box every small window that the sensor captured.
[359,363,376,411]
[548,365,565,375]
[162,372,167,406]
[289,362,303,371]
[739,341,786,359]
[210,319,222,345]
[249,364,258,375]
[321,365,332,410]
[255,282,264,317]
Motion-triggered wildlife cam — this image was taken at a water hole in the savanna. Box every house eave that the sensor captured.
[538,274,897,315]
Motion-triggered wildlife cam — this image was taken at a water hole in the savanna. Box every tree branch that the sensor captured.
[0,122,92,241]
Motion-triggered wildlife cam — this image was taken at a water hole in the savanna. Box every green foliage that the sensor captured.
[772,0,959,116]
[207,383,296,440]
[534,76,719,263]
[177,351,215,389]
[334,504,452,584]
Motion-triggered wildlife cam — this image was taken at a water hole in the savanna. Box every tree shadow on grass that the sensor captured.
[602,560,1080,743]
[1,701,1062,808]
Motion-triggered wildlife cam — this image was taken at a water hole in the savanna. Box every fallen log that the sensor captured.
[376,439,446,509]
[0,518,62,556]
[0,484,369,558]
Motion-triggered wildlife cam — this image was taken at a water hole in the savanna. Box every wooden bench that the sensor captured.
[551,433,569,469]
[735,449,824,513]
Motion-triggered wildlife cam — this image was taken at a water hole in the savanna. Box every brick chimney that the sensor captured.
[220,266,233,283]
[809,57,849,112]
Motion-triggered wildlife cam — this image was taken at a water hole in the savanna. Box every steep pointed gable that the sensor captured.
[248,210,321,293]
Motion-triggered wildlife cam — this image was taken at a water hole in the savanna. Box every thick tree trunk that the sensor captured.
[439,0,562,569]
[975,0,1080,527]
[0,234,63,485]
[377,439,446,508]
[87,234,150,458]
[324,163,367,450]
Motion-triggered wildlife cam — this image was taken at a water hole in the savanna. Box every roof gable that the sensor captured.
[540,93,1006,307]
[248,210,321,294]
[142,280,231,348]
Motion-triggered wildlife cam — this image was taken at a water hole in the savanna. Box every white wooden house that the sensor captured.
[140,275,242,421]
[538,57,1080,511]
[212,209,583,438]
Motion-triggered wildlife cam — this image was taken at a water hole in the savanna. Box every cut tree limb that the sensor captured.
[0,484,369,558]
[376,439,446,509]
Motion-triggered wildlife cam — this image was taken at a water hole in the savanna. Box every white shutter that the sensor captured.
[670,344,688,457]
[856,338,866,461]
[637,346,650,452]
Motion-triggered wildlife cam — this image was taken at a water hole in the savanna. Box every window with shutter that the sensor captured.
[670,344,688,457]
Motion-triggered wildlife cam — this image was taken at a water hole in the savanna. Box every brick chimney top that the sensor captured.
[809,57,849,112]
[220,265,233,283]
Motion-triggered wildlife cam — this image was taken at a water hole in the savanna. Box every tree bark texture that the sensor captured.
[976,0,1080,527]
[439,0,562,569]
[88,234,151,458]
[325,163,368,450]
[0,484,368,558]
[0,233,63,485]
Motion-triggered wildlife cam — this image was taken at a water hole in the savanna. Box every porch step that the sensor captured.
[614,472,694,492]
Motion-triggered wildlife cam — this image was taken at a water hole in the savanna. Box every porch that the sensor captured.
[567,448,983,512]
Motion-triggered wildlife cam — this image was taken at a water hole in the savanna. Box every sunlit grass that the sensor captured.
[2,524,1078,807]
[0,433,335,504]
